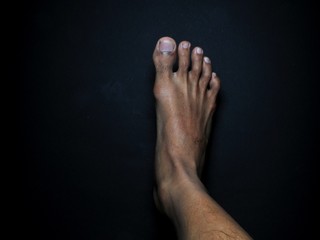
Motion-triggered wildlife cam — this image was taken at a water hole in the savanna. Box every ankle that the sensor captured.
[156,165,206,217]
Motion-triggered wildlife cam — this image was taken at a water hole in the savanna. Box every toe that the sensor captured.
[199,56,212,90]
[189,47,204,81]
[153,37,177,77]
[207,72,221,96]
[177,41,191,77]
[206,73,220,112]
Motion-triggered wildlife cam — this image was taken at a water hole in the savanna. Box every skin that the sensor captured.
[153,36,252,240]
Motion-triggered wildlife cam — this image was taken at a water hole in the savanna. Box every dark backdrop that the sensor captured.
[19,0,318,239]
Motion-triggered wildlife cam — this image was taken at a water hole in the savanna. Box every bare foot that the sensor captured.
[153,36,220,217]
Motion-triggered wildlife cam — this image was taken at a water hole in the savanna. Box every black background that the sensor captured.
[19,0,318,239]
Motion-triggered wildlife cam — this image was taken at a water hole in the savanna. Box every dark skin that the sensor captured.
[153,36,252,240]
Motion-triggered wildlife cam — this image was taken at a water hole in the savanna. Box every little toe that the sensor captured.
[177,41,191,77]
[189,47,204,81]
[153,37,177,77]
[207,72,221,96]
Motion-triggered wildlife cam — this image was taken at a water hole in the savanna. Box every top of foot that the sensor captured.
[152,36,220,214]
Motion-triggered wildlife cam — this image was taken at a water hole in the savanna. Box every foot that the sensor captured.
[153,37,220,217]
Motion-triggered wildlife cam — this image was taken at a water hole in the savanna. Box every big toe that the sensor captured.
[153,37,177,76]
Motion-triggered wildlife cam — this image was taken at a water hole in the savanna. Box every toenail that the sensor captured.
[182,42,190,49]
[212,72,217,78]
[159,40,175,54]
[196,47,203,54]
[204,57,211,63]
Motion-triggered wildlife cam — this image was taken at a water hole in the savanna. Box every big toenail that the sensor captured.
[204,57,211,63]
[196,47,203,54]
[182,42,190,49]
[159,40,175,54]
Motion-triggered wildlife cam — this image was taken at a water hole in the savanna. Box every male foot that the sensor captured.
[152,36,220,217]
[152,37,252,240]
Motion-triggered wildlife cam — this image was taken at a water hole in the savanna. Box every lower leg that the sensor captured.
[153,37,252,240]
